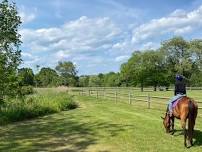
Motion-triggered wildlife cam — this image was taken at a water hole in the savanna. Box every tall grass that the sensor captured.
[0,89,78,125]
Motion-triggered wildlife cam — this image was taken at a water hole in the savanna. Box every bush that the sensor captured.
[19,86,34,96]
[60,96,78,110]
[0,91,78,125]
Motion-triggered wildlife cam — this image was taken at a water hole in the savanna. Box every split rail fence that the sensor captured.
[68,87,202,110]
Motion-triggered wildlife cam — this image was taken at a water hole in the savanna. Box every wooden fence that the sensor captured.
[68,87,202,110]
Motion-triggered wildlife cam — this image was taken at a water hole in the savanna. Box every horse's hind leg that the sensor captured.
[181,119,187,147]
[184,128,187,147]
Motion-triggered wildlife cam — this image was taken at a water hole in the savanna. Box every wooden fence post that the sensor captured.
[129,91,131,104]
[88,89,90,96]
[96,90,98,99]
[147,94,151,109]
[115,90,117,103]
[103,89,105,99]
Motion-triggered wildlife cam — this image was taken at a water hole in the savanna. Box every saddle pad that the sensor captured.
[172,97,183,108]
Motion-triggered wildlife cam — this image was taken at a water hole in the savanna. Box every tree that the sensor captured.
[160,37,192,78]
[18,68,34,86]
[190,39,202,71]
[120,51,148,91]
[98,73,104,87]
[79,75,89,87]
[141,50,169,91]
[104,72,120,87]
[35,64,40,87]
[55,61,78,86]
[88,75,102,87]
[190,72,202,87]
[36,67,60,87]
[0,0,21,101]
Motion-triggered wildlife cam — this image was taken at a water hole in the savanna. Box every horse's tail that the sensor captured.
[188,99,197,144]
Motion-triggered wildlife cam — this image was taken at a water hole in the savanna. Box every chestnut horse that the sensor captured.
[161,96,198,148]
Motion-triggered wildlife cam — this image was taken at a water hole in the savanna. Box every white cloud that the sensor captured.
[115,55,129,62]
[19,6,37,24]
[20,16,131,73]
[21,52,40,67]
[132,5,202,43]
[55,50,71,61]
[170,9,187,18]
[174,26,192,35]
[140,42,159,50]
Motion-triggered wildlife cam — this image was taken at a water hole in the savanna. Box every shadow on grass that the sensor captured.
[172,129,202,147]
[193,130,202,147]
[0,112,135,152]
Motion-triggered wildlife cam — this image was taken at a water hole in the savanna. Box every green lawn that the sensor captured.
[0,90,202,152]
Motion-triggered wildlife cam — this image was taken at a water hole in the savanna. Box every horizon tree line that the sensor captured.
[19,37,202,90]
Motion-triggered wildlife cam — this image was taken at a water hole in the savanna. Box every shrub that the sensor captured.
[60,96,78,110]
[19,86,34,96]
[0,91,78,125]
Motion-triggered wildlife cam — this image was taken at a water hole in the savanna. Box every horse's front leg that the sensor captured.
[171,117,175,135]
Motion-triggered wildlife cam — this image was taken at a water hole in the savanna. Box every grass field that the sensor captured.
[0,89,202,151]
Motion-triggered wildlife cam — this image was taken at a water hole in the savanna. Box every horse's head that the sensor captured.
[161,113,171,133]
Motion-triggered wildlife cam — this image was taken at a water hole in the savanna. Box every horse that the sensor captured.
[161,96,198,148]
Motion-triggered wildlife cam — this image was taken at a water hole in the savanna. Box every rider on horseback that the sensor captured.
[167,74,187,116]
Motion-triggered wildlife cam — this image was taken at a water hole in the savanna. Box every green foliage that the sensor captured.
[55,61,78,86]
[61,99,78,110]
[104,72,120,87]
[19,85,34,96]
[79,75,89,87]
[161,36,192,76]
[118,37,202,89]
[36,67,60,87]
[0,91,77,125]
[190,72,202,87]
[190,39,202,71]
[88,75,102,87]
[18,68,34,86]
[0,0,21,100]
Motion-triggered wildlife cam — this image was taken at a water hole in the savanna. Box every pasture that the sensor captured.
[0,88,202,151]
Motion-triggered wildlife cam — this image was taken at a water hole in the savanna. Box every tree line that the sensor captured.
[19,36,202,91]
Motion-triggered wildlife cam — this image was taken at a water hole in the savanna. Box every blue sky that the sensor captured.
[12,0,202,75]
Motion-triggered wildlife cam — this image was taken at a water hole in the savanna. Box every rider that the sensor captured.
[167,74,187,116]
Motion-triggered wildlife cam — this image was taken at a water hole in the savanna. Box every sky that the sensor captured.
[11,0,202,75]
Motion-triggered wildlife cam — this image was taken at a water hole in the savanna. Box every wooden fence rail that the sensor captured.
[68,88,202,109]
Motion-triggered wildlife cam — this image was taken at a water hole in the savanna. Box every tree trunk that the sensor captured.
[154,83,157,91]
[141,81,144,92]
[154,86,157,91]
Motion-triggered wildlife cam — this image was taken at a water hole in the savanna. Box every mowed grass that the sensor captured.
[0,89,202,152]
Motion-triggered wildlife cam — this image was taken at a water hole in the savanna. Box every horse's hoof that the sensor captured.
[185,142,192,148]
